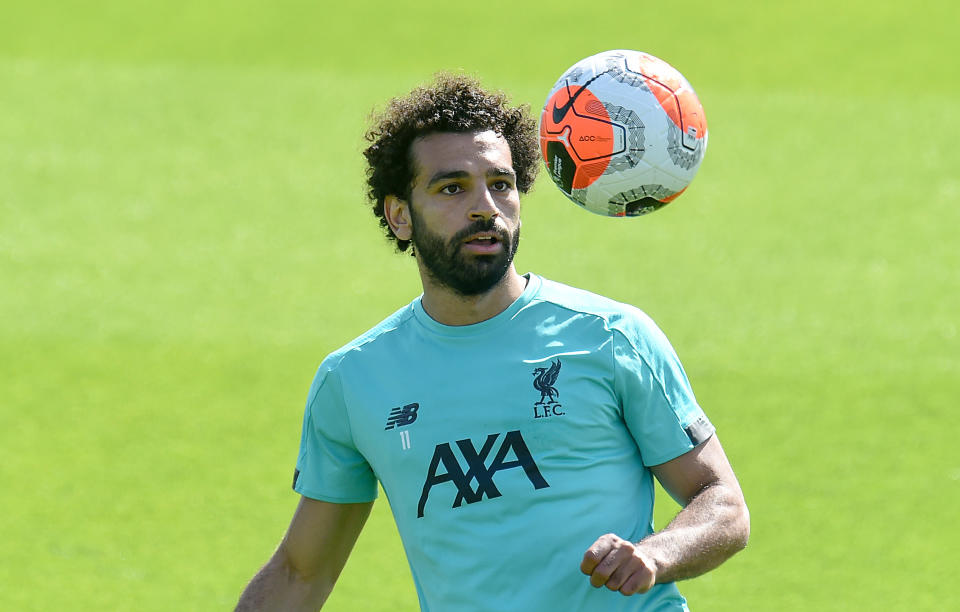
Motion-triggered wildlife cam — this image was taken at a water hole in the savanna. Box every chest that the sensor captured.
[342,333,639,512]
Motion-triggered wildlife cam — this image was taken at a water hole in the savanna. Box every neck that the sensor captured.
[418,266,527,326]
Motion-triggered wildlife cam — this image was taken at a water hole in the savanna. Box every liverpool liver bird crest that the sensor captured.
[532,360,562,406]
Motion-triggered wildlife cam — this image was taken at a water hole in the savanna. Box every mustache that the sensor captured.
[450,218,510,245]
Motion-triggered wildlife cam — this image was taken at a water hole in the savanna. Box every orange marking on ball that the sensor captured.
[634,53,707,140]
[661,186,687,203]
[540,85,617,188]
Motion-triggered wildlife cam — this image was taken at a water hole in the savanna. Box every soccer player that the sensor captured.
[235,74,749,611]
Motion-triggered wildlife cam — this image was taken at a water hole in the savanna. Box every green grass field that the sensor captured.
[2,1,958,610]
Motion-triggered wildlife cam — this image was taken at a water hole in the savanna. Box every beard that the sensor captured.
[409,210,520,297]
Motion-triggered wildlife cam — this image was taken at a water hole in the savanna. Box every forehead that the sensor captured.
[410,130,513,181]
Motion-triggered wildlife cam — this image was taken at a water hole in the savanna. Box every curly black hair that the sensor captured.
[362,73,539,252]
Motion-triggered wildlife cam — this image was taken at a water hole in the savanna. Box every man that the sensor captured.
[236,73,749,611]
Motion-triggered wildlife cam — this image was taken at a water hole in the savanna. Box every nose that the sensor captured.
[469,185,499,221]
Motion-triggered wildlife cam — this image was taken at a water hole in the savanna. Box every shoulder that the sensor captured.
[530,276,664,341]
[314,300,418,381]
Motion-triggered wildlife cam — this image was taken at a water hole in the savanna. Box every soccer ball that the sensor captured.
[539,49,708,217]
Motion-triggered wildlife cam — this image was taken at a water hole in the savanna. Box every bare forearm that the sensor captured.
[638,482,750,584]
[581,437,749,595]
[236,498,371,611]
[235,548,331,612]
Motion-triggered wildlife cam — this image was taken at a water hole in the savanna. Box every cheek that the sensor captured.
[502,197,522,223]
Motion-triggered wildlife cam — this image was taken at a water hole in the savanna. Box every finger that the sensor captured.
[602,544,650,591]
[580,534,616,575]
[589,554,618,588]
[588,540,633,588]
[605,561,637,592]
[619,552,657,595]
[620,566,656,595]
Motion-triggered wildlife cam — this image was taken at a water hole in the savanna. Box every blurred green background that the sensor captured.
[1,1,958,610]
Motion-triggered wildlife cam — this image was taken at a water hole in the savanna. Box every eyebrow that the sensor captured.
[425,170,470,189]
[488,167,517,180]
[425,167,517,189]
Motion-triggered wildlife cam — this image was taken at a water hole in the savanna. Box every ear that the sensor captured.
[384,195,412,241]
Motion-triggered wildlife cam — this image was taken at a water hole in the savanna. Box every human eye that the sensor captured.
[439,183,463,195]
[490,179,514,192]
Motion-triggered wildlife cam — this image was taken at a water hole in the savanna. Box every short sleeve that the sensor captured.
[613,312,715,466]
[293,362,378,503]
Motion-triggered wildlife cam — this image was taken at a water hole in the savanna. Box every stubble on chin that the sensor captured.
[411,222,520,297]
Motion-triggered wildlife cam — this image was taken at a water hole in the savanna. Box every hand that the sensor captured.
[580,533,657,596]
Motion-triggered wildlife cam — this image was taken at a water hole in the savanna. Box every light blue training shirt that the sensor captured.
[294,273,714,611]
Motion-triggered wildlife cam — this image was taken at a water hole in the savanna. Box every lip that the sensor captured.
[461,232,502,254]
